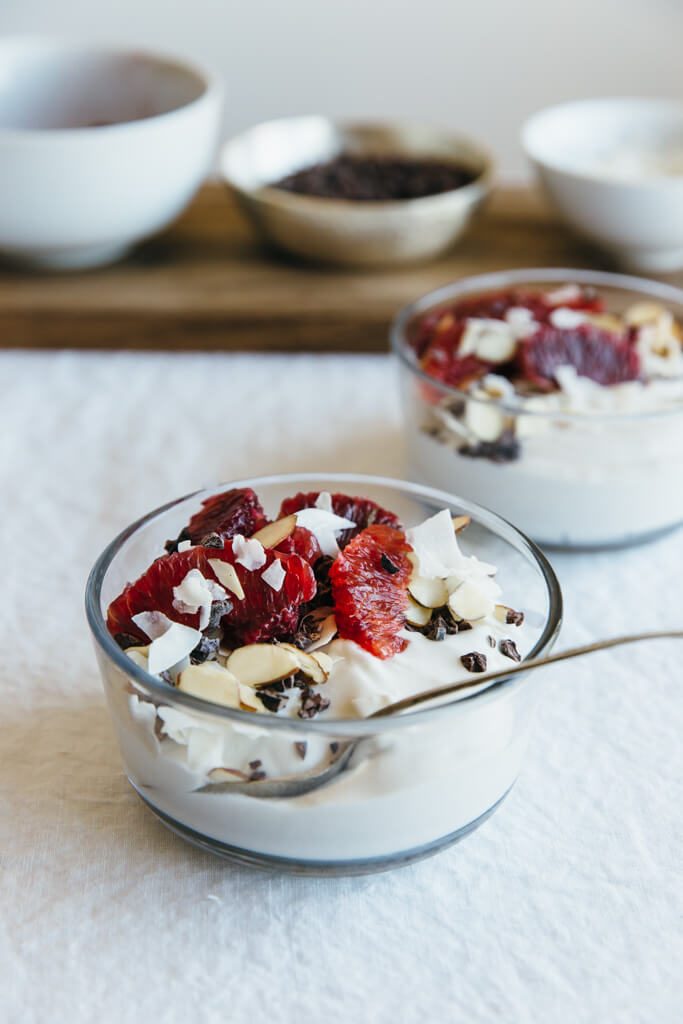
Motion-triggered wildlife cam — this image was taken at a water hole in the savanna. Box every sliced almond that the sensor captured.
[445,602,462,624]
[125,647,150,669]
[208,559,245,601]
[250,515,297,549]
[408,576,449,609]
[494,604,525,626]
[299,653,329,684]
[448,581,495,622]
[238,684,265,712]
[177,662,242,707]
[305,613,338,652]
[624,301,667,327]
[407,551,420,571]
[227,643,300,687]
[406,596,433,627]
[586,312,624,333]
[310,650,334,679]
[277,643,330,684]
[452,515,471,534]
[445,573,465,593]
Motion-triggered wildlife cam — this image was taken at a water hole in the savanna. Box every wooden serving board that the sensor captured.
[1,184,680,352]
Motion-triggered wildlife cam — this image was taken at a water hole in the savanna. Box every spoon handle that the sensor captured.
[371,629,683,718]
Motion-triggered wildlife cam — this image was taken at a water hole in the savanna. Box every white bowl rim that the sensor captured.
[219,114,495,211]
[521,95,683,187]
[0,34,223,140]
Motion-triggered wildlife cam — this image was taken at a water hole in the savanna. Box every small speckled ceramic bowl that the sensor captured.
[219,117,493,266]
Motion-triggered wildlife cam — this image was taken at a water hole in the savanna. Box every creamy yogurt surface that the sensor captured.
[127,614,530,784]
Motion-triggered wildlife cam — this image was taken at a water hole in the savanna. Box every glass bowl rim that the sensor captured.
[85,472,563,736]
[390,266,683,423]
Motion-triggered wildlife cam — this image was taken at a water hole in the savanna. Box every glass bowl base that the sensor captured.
[135,785,514,876]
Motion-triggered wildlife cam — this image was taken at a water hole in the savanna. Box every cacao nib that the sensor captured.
[274,154,475,202]
[459,430,520,464]
[499,639,521,662]
[460,651,487,673]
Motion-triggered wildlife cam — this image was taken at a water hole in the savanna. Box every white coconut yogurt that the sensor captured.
[104,508,537,865]
[412,374,683,548]
[113,619,534,863]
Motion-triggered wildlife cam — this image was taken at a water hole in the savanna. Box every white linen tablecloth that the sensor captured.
[1,350,681,1024]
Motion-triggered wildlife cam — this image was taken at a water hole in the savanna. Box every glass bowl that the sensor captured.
[86,474,562,875]
[391,268,683,549]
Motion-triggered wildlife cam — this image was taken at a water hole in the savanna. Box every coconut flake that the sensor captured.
[294,508,355,557]
[480,373,517,401]
[261,559,286,592]
[446,568,501,598]
[131,610,174,641]
[172,568,227,630]
[464,398,506,442]
[554,364,606,404]
[232,534,267,571]
[406,509,466,578]
[549,307,587,330]
[505,306,539,339]
[148,622,202,675]
[177,540,193,553]
[448,579,497,621]
[314,491,333,512]
[407,509,499,582]
[459,318,517,363]
[545,284,581,306]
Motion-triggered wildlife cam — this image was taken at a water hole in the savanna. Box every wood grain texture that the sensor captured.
[1,184,680,351]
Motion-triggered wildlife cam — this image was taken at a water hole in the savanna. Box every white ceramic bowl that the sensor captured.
[220,117,493,266]
[0,37,222,269]
[522,98,683,273]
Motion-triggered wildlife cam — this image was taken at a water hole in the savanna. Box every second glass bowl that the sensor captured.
[392,268,683,549]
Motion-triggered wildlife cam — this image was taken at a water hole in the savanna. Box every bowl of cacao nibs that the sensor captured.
[219,116,493,266]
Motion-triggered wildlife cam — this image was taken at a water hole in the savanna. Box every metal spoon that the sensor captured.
[198,629,682,800]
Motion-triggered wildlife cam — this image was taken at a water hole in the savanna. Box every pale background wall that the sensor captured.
[1,0,681,178]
